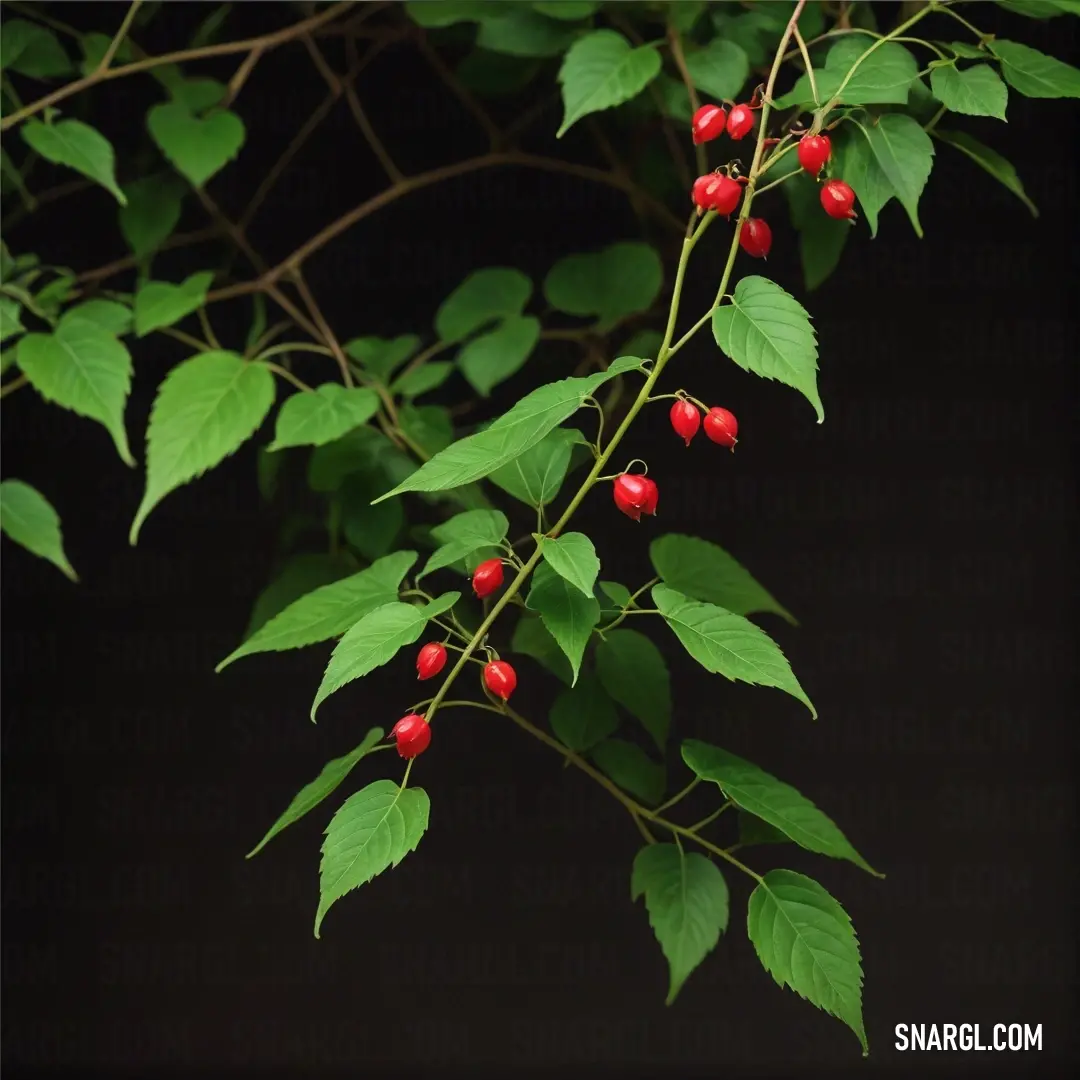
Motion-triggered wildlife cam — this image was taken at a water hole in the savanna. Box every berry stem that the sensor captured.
[792,22,820,106]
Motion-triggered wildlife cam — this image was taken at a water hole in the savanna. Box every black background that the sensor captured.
[2,2,1077,1077]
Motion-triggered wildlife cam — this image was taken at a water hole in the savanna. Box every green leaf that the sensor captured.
[549,673,619,750]
[711,9,779,68]
[0,479,77,581]
[399,402,453,456]
[218,550,416,670]
[340,473,404,561]
[420,509,508,579]
[989,39,1080,98]
[62,299,133,337]
[118,174,186,258]
[1,20,72,78]
[486,426,585,508]
[16,319,134,466]
[544,241,663,331]
[683,39,750,101]
[650,534,795,623]
[435,267,532,343]
[315,779,430,936]
[308,424,412,494]
[932,128,1037,217]
[738,810,790,848]
[511,613,573,684]
[557,30,662,137]
[457,314,540,396]
[373,356,642,500]
[595,629,671,751]
[20,119,125,204]
[539,531,599,598]
[78,31,133,75]
[591,738,665,806]
[344,334,421,383]
[712,276,822,424]
[747,870,867,1054]
[247,726,385,857]
[477,9,579,56]
[667,1,706,33]
[652,585,815,717]
[784,171,849,292]
[391,361,454,398]
[995,0,1077,15]
[619,328,664,361]
[943,41,991,60]
[130,351,275,543]
[774,39,918,109]
[631,843,730,1005]
[929,62,1008,119]
[147,102,246,187]
[133,271,214,337]
[151,65,228,112]
[862,114,935,237]
[682,740,877,873]
[404,0,501,27]
[527,562,601,685]
[32,274,75,318]
[244,553,355,639]
[598,580,632,610]
[267,384,380,451]
[532,1,598,18]
[833,124,893,237]
[311,594,460,719]
[0,296,24,344]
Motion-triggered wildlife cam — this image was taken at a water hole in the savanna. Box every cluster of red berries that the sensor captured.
[670,401,738,449]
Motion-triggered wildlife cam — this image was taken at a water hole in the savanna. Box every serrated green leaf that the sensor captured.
[244,553,356,639]
[133,271,214,337]
[544,241,662,331]
[684,38,750,101]
[989,39,1080,98]
[540,531,599,598]
[653,585,815,717]
[862,114,934,238]
[435,267,532,343]
[458,314,540,396]
[391,361,454,398]
[747,870,867,1054]
[248,726,385,857]
[267,384,380,451]
[528,561,601,684]
[62,299,133,337]
[549,673,619,750]
[631,844,729,1004]
[16,320,134,465]
[833,124,893,237]
[650,534,795,623]
[682,740,877,873]
[932,128,1037,217]
[20,119,126,204]
[0,479,77,581]
[311,593,460,719]
[344,334,421,383]
[557,30,662,137]
[219,550,416,670]
[511,613,573,684]
[929,62,1008,119]
[486,426,584,508]
[118,174,186,258]
[591,737,666,806]
[0,296,24,344]
[130,351,275,543]
[1,20,72,78]
[477,9,578,56]
[420,509,508,578]
[595,629,671,751]
[147,102,245,187]
[315,779,430,936]
[712,276,822,423]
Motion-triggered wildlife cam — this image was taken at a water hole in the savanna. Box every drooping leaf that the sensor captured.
[652,585,815,717]
[420,510,508,578]
[435,267,532,343]
[391,362,454,398]
[130,351,275,543]
[549,673,619,751]
[683,39,750,101]
[595,629,670,751]
[118,174,186,258]
[544,242,663,330]
[861,114,935,238]
[344,334,421,383]
[486,426,585,508]
[0,479,77,581]
[511,613,574,684]
[147,102,246,187]
[539,531,599,598]
[315,779,430,936]
[244,553,356,640]
[20,119,126,204]
[527,561,601,684]
[133,271,214,337]
[590,738,665,805]
[476,8,579,56]
[457,314,540,396]
[929,62,1008,119]
[1,19,73,78]
[631,844,730,1004]
[988,39,1080,98]
[248,727,386,857]
[932,129,1038,217]
[267,385,380,451]
[62,299,133,337]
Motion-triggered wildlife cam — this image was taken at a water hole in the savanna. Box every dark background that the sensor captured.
[2,2,1077,1077]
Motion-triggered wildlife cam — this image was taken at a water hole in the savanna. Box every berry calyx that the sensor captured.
[703,407,739,449]
[726,103,754,140]
[691,173,742,217]
[391,713,431,758]
[797,134,831,176]
[691,103,727,145]
[472,558,504,598]
[416,641,447,681]
[613,472,652,521]
[820,178,856,220]
[669,400,701,446]
[638,476,659,517]
[483,659,517,701]
[739,218,772,259]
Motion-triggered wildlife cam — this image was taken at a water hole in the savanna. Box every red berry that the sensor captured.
[797,134,831,176]
[691,103,726,145]
[391,713,431,758]
[472,558,504,598]
[739,218,772,259]
[669,400,701,446]
[703,407,738,448]
[726,104,754,140]
[613,473,651,521]
[416,641,447,681]
[638,476,659,517]
[483,659,517,701]
[691,173,742,217]
[820,179,856,220]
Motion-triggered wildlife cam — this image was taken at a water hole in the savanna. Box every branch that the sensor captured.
[96,0,143,74]
[667,27,707,175]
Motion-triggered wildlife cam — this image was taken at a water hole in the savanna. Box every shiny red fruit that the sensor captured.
[669,400,701,446]
[483,659,517,701]
[638,476,659,517]
[726,104,754,140]
[416,641,447,681]
[472,558,504,598]
[820,179,856,219]
[691,103,727,145]
[739,218,772,258]
[703,407,739,448]
[797,134,831,175]
[613,473,651,521]
[691,173,742,217]
[391,713,431,758]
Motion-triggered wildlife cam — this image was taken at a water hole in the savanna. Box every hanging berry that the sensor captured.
[691,103,727,145]
[669,400,701,446]
[391,713,431,758]
[691,173,743,217]
[483,660,517,701]
[726,103,755,140]
[613,473,652,521]
[638,476,659,517]
[739,218,772,259]
[415,642,447,681]
[703,407,739,449]
[820,179,857,220]
[797,134,831,176]
[472,558,505,598]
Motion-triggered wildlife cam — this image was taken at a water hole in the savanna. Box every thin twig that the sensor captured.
[792,23,819,105]
[667,27,707,175]
[290,268,354,387]
[224,44,265,106]
[96,0,143,73]
[75,226,222,285]
[414,30,503,149]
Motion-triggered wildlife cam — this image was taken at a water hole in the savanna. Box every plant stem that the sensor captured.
[259,362,314,393]
[96,0,143,73]
[654,777,700,814]
[935,3,989,42]
[792,23,819,105]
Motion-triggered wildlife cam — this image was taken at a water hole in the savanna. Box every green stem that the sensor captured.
[935,3,990,42]
[654,777,700,814]
[260,361,314,392]
[256,341,335,362]
[688,801,732,833]
[97,0,143,73]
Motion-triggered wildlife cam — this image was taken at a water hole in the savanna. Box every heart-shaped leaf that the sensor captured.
[147,101,245,187]
[134,271,214,337]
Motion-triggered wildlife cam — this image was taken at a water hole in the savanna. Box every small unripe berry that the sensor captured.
[638,476,659,517]
[703,407,739,449]
[483,659,517,701]
[726,103,754,140]
[820,178,856,219]
[613,473,651,521]
[691,173,742,217]
[797,134,831,175]
[391,713,431,758]
[669,400,701,446]
[739,218,772,259]
[691,103,727,145]
[472,558,504,598]
[416,641,447,681]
